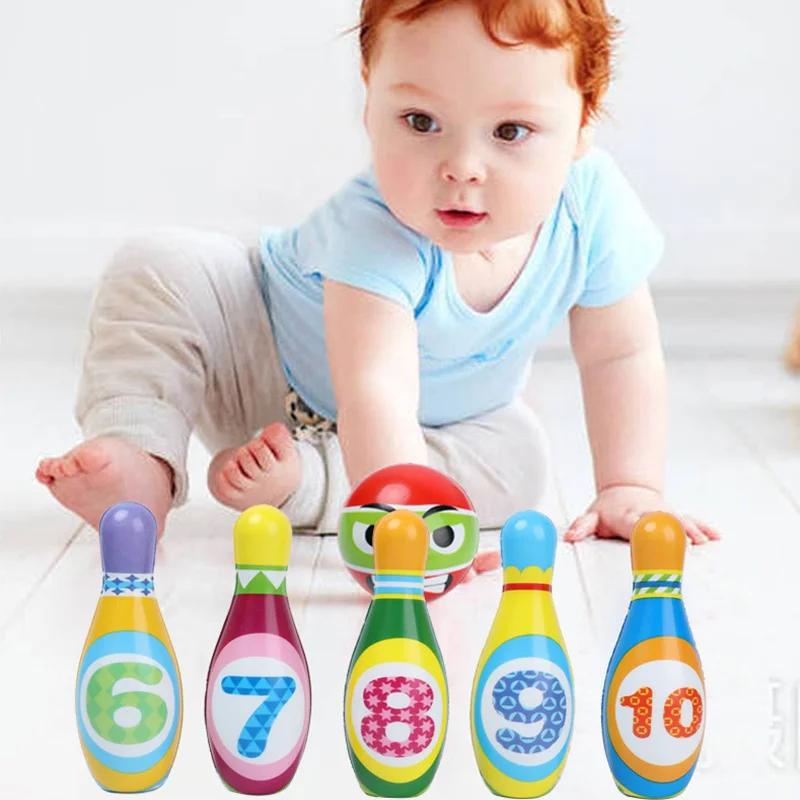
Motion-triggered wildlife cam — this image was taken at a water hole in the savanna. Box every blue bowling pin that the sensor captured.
[601,512,706,798]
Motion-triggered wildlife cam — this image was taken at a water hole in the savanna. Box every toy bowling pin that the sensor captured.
[205,505,311,794]
[601,512,706,798]
[75,502,183,793]
[344,509,449,797]
[470,510,574,798]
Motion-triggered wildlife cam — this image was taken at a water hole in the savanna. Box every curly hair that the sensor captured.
[356,0,620,125]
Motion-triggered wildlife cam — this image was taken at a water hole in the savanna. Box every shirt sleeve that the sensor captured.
[574,149,665,308]
[293,171,430,313]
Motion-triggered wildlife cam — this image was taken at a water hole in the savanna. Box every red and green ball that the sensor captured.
[338,464,479,601]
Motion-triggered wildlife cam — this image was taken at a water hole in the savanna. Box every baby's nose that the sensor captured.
[439,150,486,184]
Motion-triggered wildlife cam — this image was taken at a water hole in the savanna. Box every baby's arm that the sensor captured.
[569,282,666,495]
[324,278,427,487]
[564,283,719,543]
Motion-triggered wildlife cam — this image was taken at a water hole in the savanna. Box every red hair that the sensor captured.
[356,0,620,125]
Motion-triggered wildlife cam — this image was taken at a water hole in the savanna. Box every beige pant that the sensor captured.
[76,227,551,533]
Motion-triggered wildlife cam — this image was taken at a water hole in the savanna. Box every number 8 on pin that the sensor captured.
[344,509,449,797]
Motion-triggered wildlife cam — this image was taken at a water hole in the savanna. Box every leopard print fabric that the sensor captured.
[285,388,337,442]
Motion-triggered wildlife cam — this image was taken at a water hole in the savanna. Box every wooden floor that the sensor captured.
[2,332,799,798]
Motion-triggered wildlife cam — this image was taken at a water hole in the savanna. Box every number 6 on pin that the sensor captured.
[76,503,183,794]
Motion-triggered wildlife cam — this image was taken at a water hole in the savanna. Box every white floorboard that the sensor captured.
[531,358,800,797]
[2,333,799,796]
[0,354,85,630]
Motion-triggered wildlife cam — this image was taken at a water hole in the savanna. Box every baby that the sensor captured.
[786,309,800,371]
[36,0,720,546]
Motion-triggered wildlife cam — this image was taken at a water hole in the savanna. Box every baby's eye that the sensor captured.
[494,122,532,143]
[403,113,439,134]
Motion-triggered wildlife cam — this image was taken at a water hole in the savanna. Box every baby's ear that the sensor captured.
[574,123,594,161]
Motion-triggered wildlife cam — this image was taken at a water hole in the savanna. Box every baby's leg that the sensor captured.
[278,397,551,536]
[785,306,800,371]
[423,398,551,572]
[422,398,551,529]
[36,228,292,536]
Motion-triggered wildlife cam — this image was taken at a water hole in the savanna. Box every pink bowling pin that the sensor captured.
[204,506,311,794]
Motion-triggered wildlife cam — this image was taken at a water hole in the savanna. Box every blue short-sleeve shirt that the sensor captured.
[258,147,664,427]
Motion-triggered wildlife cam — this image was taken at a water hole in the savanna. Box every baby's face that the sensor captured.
[363,3,587,253]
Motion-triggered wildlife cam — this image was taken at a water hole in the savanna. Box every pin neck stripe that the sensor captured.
[373,572,425,600]
[101,572,155,597]
[635,580,681,588]
[373,573,425,583]
[375,569,424,577]
[633,571,682,581]
[632,591,683,600]
[235,563,287,571]
[502,583,552,592]
[234,567,288,595]
[631,572,683,600]
[632,570,683,594]
[374,594,425,601]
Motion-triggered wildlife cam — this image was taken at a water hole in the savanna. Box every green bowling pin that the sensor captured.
[344,509,449,797]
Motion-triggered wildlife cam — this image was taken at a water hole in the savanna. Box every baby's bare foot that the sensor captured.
[208,422,301,512]
[473,550,502,573]
[461,549,502,582]
[786,339,800,371]
[786,312,800,371]
[35,437,173,536]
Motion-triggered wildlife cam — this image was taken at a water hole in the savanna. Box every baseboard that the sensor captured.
[1,284,797,361]
[1,221,798,288]
[538,285,798,360]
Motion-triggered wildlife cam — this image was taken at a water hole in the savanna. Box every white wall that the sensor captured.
[598,0,799,287]
[0,0,797,288]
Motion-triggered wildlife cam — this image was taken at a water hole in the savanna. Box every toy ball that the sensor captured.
[338,464,479,601]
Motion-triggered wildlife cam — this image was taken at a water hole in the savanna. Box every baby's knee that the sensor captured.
[101,227,248,298]
[488,400,552,517]
[490,399,550,471]
[432,400,552,528]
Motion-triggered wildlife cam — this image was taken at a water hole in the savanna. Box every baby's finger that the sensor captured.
[683,518,709,545]
[594,509,635,540]
[474,550,501,573]
[694,518,722,541]
[623,509,642,538]
[563,512,598,542]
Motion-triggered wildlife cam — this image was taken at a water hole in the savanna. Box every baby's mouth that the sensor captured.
[436,209,488,228]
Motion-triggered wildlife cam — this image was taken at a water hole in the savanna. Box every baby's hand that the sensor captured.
[563,485,721,545]
[461,549,503,582]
